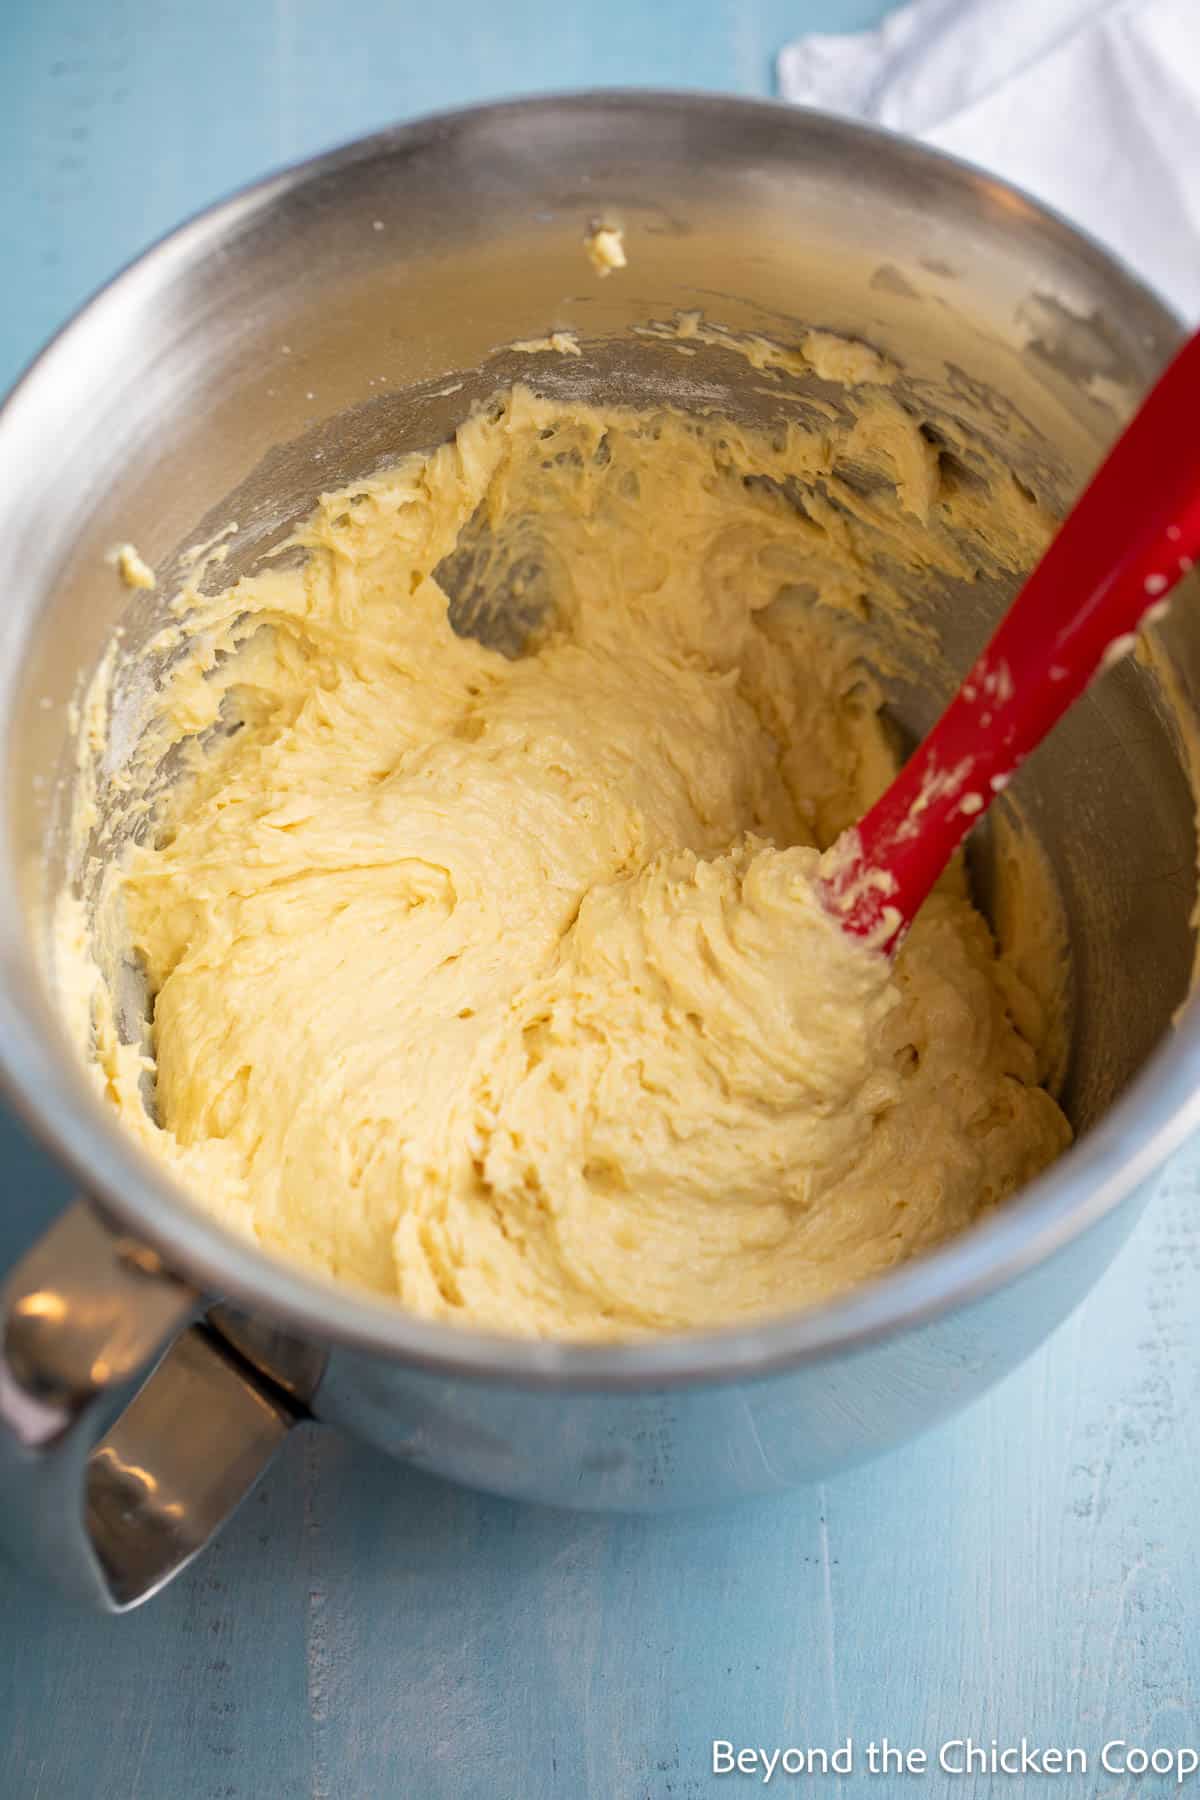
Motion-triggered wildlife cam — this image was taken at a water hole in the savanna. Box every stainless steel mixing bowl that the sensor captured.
[1,93,1197,1611]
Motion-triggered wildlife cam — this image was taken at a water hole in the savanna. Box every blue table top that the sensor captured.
[2,3,1198,1796]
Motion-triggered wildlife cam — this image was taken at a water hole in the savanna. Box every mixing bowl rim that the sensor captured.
[0,88,1195,1391]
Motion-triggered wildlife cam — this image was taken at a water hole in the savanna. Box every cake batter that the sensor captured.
[74,381,1071,1338]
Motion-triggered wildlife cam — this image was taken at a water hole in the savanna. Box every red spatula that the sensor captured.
[818,329,1200,955]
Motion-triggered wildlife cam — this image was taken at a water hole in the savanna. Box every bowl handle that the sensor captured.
[0,1199,300,1610]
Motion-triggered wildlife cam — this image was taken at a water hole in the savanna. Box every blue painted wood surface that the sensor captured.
[2,3,1198,1796]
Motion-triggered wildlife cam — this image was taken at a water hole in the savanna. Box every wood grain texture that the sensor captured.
[2,1,1198,1795]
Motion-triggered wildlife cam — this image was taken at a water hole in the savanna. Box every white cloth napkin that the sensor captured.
[778,0,1200,321]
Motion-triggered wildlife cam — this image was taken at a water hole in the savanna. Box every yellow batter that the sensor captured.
[76,382,1071,1338]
